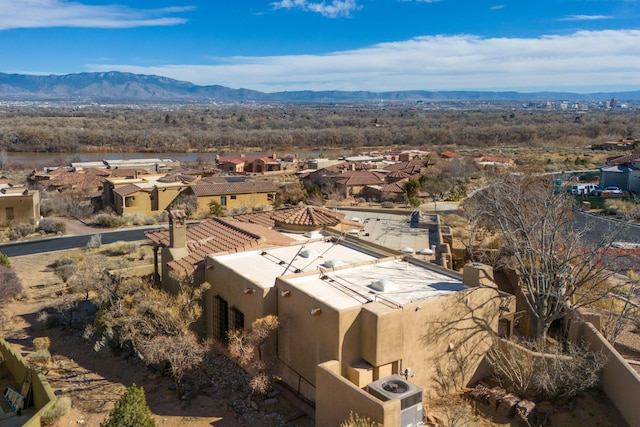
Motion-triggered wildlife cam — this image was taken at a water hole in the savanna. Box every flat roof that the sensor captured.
[210,239,380,289]
[285,259,467,310]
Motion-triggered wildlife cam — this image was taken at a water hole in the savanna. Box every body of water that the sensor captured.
[5,149,349,167]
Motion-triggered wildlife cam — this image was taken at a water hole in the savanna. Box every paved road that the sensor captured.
[0,226,162,257]
[572,211,640,245]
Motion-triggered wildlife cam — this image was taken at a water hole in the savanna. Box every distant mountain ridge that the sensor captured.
[1,71,639,103]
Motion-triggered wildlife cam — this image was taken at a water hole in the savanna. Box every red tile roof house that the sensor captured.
[216,153,299,175]
[146,206,363,293]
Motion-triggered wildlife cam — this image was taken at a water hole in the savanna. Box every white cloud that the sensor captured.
[86,30,640,93]
[0,0,193,30]
[560,15,612,21]
[489,5,505,10]
[271,0,360,18]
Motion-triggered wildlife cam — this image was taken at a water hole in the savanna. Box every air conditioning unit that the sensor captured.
[367,375,423,427]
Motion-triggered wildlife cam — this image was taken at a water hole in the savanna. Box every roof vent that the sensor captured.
[321,259,345,268]
[300,248,320,258]
[370,279,399,292]
[304,230,323,239]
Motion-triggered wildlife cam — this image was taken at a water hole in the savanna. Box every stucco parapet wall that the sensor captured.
[0,338,57,427]
[316,360,400,427]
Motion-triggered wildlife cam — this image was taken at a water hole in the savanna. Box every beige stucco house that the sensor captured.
[0,186,40,225]
[102,174,192,216]
[203,236,509,426]
[186,180,278,215]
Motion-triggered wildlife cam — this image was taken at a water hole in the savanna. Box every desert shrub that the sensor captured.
[40,396,72,426]
[7,221,36,239]
[33,336,51,351]
[102,242,140,256]
[27,349,52,366]
[90,213,124,228]
[39,218,67,234]
[603,199,637,216]
[40,396,71,426]
[381,201,395,208]
[86,233,102,249]
[123,212,156,226]
[228,315,280,395]
[208,200,226,217]
[231,206,249,215]
[100,384,156,427]
[0,251,10,267]
[340,412,383,427]
[0,265,23,307]
[443,214,468,229]
[54,264,77,282]
[486,339,607,401]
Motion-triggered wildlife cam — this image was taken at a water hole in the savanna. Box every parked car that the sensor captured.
[601,186,624,197]
[571,183,599,196]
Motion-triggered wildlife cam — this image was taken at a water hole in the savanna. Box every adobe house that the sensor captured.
[102,174,191,216]
[185,180,278,215]
[0,187,40,225]
[203,236,511,424]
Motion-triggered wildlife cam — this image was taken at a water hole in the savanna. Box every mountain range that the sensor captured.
[1,71,639,104]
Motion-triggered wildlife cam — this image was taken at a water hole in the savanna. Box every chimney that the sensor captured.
[168,209,187,249]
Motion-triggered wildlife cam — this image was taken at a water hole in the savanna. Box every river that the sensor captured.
[4,149,350,167]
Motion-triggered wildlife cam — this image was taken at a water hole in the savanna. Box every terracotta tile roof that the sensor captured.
[379,182,406,193]
[232,210,279,228]
[335,172,386,186]
[146,217,265,274]
[190,181,277,196]
[232,205,354,229]
[157,174,197,183]
[113,184,142,196]
[271,205,345,227]
[442,151,462,158]
[607,151,640,165]
[384,160,424,173]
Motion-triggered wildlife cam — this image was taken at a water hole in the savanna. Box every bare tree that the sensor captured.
[463,175,636,342]
[227,315,279,395]
[141,332,204,395]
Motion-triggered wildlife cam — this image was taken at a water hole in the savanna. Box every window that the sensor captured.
[268,193,275,201]
[212,296,229,341]
[230,195,237,200]
[220,196,227,206]
[231,307,244,331]
[5,207,14,221]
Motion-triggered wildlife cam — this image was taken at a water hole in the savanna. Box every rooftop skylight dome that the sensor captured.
[370,279,399,292]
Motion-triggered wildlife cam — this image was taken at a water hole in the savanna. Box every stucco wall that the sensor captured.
[0,338,57,427]
[205,258,277,341]
[577,322,640,427]
[0,191,40,224]
[195,192,274,215]
[316,360,400,427]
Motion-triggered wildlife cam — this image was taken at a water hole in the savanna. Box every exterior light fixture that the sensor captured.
[243,288,255,295]
[280,290,291,297]
[310,307,322,316]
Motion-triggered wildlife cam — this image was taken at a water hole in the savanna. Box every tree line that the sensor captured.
[0,105,638,153]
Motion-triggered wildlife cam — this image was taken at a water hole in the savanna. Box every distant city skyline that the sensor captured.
[2,0,640,93]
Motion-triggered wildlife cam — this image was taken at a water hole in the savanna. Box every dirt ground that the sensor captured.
[1,241,638,427]
[1,245,314,427]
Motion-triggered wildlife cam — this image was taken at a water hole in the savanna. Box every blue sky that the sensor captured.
[2,0,640,93]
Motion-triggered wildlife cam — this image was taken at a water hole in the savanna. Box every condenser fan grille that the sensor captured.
[382,380,409,394]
